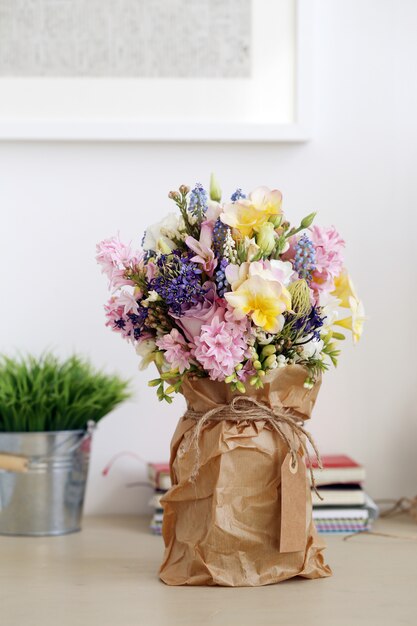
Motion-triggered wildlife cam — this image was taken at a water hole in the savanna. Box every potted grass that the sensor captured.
[0,354,130,536]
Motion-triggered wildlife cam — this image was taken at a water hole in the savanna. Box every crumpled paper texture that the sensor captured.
[159,365,332,586]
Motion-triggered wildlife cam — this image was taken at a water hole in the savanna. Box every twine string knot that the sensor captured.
[184,395,322,496]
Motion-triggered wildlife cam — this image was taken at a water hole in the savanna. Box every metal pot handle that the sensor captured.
[0,421,96,473]
[0,454,28,473]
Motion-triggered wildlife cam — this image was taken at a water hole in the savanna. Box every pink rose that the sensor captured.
[171,282,224,342]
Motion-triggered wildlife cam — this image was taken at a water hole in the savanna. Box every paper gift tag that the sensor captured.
[280,452,307,553]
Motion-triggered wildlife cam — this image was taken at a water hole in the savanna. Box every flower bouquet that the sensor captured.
[97,177,364,586]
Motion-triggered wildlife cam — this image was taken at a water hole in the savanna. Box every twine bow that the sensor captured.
[184,395,322,497]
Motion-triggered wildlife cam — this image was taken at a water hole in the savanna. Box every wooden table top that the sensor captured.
[1,514,416,626]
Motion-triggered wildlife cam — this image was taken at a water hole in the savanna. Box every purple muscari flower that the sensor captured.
[230,188,246,202]
[151,252,206,315]
[294,235,316,282]
[188,183,208,218]
[215,257,229,297]
[212,218,230,259]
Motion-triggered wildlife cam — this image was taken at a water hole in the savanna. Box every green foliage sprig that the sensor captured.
[0,354,131,432]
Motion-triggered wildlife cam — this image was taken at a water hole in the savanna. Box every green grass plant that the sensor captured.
[0,354,131,432]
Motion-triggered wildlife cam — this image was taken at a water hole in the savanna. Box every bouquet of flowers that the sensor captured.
[97,177,363,587]
[97,176,364,397]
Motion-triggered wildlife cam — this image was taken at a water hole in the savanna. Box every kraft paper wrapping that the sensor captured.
[159,365,332,587]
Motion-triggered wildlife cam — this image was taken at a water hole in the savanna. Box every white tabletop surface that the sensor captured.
[1,514,416,626]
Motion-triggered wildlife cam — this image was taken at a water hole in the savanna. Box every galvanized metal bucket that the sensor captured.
[0,428,93,536]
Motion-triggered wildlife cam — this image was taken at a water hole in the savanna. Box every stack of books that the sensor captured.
[309,454,379,533]
[147,462,171,535]
[148,455,378,535]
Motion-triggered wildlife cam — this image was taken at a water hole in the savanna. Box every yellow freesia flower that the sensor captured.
[220,202,262,237]
[335,297,365,344]
[250,186,283,217]
[332,270,359,308]
[225,275,292,333]
[220,186,283,238]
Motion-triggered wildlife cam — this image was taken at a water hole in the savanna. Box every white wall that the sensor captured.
[1,0,416,514]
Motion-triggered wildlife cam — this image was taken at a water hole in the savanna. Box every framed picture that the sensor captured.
[0,0,313,141]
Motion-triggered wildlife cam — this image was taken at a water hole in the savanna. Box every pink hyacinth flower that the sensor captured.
[194,315,247,381]
[104,297,136,343]
[309,225,345,293]
[96,235,143,290]
[156,329,193,374]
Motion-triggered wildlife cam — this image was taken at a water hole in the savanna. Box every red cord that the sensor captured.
[102,451,147,476]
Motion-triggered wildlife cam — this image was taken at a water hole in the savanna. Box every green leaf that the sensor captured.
[0,354,131,432]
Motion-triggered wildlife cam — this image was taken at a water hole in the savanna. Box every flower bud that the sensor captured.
[236,381,246,394]
[157,238,174,254]
[155,352,164,367]
[255,222,276,256]
[264,355,277,369]
[268,214,282,228]
[253,360,262,370]
[300,212,316,229]
[168,191,180,201]
[148,378,161,387]
[165,385,176,394]
[288,279,311,317]
[209,172,222,202]
[261,344,276,358]
[179,184,190,195]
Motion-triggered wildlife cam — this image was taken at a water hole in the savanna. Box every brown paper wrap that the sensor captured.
[159,365,332,586]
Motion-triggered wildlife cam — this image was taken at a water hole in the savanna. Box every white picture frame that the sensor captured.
[0,0,313,142]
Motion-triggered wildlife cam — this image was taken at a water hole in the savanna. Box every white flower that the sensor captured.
[160,213,181,239]
[319,292,341,329]
[142,213,179,252]
[225,259,294,292]
[142,290,160,307]
[243,236,261,261]
[268,259,295,286]
[178,216,186,232]
[277,354,287,368]
[136,338,157,370]
[254,328,275,345]
[206,200,223,222]
[298,336,324,359]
